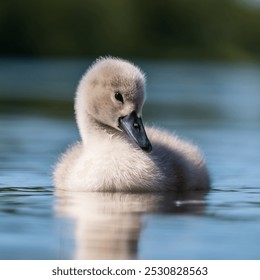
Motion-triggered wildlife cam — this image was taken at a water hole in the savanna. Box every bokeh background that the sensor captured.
[1,0,260,260]
[1,0,260,60]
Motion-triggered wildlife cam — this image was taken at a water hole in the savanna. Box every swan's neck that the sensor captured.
[77,113,120,144]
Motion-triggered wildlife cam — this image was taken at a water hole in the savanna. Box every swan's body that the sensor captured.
[53,57,210,191]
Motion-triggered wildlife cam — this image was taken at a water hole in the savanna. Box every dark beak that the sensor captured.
[119,111,152,153]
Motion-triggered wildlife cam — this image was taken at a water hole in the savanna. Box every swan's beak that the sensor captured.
[119,111,152,153]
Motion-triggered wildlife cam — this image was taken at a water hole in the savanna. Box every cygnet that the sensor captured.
[53,57,210,192]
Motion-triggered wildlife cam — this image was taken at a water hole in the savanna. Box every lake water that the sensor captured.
[0,59,260,259]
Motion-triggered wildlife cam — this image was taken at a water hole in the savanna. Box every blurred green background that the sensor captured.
[1,0,260,60]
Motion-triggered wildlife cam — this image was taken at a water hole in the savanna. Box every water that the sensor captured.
[0,59,260,259]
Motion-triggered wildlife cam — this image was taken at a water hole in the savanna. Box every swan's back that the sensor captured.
[147,127,210,190]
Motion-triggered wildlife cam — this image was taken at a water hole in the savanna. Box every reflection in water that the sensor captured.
[55,190,208,259]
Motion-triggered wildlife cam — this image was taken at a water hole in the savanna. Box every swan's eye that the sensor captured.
[115,92,124,104]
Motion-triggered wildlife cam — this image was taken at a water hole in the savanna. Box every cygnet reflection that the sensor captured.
[55,190,208,259]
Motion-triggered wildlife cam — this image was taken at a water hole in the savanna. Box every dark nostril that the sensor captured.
[133,122,140,131]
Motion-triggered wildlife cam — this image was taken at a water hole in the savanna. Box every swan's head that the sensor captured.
[75,57,152,152]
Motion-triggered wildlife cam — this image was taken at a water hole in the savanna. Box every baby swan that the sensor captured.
[53,57,210,192]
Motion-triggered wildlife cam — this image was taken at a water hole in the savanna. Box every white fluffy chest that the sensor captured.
[71,139,161,191]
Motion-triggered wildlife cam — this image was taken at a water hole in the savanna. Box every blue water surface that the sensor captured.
[0,60,260,259]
